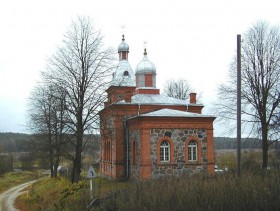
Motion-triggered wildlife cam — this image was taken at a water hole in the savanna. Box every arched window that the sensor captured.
[104,142,107,161]
[188,140,197,161]
[132,141,137,164]
[160,140,170,162]
[106,142,109,161]
[103,142,106,161]
[123,71,129,76]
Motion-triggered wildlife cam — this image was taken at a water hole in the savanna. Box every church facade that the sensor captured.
[99,35,216,180]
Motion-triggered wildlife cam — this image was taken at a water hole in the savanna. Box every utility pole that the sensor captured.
[237,34,241,177]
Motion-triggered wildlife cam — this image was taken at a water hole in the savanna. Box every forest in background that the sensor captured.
[0,132,100,154]
[0,132,100,176]
[1,132,278,154]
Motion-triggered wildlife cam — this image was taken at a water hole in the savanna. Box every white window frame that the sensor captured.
[160,140,170,162]
[188,140,197,161]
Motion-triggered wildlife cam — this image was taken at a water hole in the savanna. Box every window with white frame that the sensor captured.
[188,140,197,161]
[160,140,170,162]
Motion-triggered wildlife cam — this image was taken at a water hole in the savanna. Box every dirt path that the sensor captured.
[0,180,37,211]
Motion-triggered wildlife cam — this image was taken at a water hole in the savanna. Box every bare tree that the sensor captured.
[215,21,280,169]
[271,113,280,169]
[27,83,68,177]
[43,16,115,182]
[163,79,191,100]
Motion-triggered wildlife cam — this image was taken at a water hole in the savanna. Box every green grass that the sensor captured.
[0,171,40,193]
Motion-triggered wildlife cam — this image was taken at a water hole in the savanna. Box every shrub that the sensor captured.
[0,154,13,176]
[97,171,280,211]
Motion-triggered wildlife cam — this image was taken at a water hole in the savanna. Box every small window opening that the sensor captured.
[124,71,129,76]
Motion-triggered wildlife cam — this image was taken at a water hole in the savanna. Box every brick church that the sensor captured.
[99,35,216,180]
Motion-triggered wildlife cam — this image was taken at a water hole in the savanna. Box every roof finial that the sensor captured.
[143,41,147,56]
[144,48,147,56]
[121,25,126,41]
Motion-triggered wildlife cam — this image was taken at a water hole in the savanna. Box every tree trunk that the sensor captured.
[49,148,54,178]
[262,125,269,169]
[72,146,82,183]
[71,120,83,183]
[53,163,58,177]
[53,152,60,178]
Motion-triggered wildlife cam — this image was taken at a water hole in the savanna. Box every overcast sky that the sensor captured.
[0,0,279,135]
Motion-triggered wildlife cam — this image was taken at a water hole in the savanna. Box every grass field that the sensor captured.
[16,150,280,211]
[13,149,280,210]
[0,171,40,193]
[15,176,127,210]
[215,149,280,171]
[14,170,280,210]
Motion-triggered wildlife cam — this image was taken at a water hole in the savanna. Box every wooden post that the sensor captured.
[237,34,241,177]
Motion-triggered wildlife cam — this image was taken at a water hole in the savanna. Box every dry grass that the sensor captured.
[215,149,280,171]
[112,171,280,211]
[18,171,279,210]
[16,177,71,210]
[0,171,40,193]
[15,176,128,210]
[14,150,280,210]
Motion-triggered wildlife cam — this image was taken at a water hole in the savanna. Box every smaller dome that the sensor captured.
[135,49,156,74]
[118,35,129,52]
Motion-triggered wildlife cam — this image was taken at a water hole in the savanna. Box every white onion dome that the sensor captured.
[118,35,129,53]
[135,49,156,74]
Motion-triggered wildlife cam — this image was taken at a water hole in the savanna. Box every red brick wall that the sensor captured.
[128,116,215,179]
[135,88,160,95]
[122,52,127,60]
[140,129,152,179]
[100,88,214,179]
[145,74,153,87]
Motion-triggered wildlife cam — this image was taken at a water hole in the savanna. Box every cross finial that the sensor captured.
[143,41,147,56]
[121,25,126,41]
